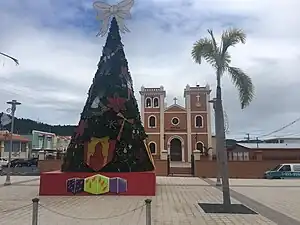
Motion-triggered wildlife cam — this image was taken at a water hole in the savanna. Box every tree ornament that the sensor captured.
[106,120,118,129]
[90,100,109,117]
[93,0,134,37]
[84,136,116,171]
[101,45,123,63]
[91,96,101,109]
[117,112,134,140]
[107,95,127,112]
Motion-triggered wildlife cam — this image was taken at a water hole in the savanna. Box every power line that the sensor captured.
[258,117,300,138]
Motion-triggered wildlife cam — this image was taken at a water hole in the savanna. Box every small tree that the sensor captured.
[191,29,254,207]
[62,17,155,173]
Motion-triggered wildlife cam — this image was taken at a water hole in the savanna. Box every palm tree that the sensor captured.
[191,28,254,207]
[0,52,19,65]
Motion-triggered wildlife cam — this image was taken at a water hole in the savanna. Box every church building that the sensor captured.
[140,84,213,163]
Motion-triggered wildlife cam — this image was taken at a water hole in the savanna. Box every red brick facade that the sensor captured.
[139,85,212,162]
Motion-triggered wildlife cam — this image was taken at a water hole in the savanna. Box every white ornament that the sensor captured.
[93,0,134,37]
[91,96,100,108]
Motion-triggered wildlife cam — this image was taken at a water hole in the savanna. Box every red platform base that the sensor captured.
[39,170,156,196]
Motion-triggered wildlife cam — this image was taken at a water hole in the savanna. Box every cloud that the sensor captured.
[0,0,299,139]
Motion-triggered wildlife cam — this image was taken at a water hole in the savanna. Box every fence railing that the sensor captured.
[2,198,153,224]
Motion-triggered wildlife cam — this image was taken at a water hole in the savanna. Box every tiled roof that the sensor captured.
[0,131,29,142]
[238,143,300,149]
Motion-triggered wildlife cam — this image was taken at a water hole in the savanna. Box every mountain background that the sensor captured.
[0,112,75,136]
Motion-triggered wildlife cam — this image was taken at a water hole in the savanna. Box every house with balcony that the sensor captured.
[0,130,30,159]
[54,136,71,153]
[30,130,56,157]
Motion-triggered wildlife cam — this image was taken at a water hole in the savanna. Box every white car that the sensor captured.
[0,158,8,167]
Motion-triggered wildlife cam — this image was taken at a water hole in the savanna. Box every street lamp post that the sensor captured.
[4,100,21,186]
[209,98,222,186]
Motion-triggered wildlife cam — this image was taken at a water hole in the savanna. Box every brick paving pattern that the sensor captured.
[0,176,281,225]
[210,178,300,223]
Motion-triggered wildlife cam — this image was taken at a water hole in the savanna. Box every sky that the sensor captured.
[0,0,300,140]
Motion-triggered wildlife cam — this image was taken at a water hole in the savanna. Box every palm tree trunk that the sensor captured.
[215,70,231,207]
[212,99,222,186]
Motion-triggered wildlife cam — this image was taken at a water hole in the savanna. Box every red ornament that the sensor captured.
[75,120,87,139]
[107,96,126,112]
[84,137,116,171]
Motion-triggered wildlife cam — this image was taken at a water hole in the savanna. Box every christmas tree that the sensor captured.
[61,17,154,173]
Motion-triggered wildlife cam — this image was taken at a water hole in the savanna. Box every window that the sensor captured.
[228,152,232,161]
[238,152,243,161]
[279,165,291,172]
[171,117,180,126]
[46,137,51,149]
[149,142,156,154]
[243,152,249,161]
[148,116,156,128]
[196,142,204,152]
[21,143,27,152]
[38,136,44,148]
[293,165,300,172]
[195,115,203,128]
[145,97,152,108]
[153,97,159,108]
[233,152,238,161]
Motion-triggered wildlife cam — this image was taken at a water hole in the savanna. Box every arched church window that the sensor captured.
[145,97,152,108]
[196,142,204,152]
[149,116,156,128]
[195,115,203,128]
[149,142,156,154]
[153,97,159,108]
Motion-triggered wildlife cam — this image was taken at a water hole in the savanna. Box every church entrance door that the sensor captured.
[170,138,182,161]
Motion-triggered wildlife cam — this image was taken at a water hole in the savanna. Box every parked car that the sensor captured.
[2,158,38,168]
[0,158,8,167]
[264,163,300,179]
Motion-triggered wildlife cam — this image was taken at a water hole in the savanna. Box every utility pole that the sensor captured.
[209,98,221,186]
[4,100,21,186]
[256,137,259,148]
[245,133,250,142]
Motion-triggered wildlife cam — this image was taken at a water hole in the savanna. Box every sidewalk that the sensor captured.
[210,178,300,224]
[0,176,277,225]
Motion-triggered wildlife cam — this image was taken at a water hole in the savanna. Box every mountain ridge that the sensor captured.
[0,112,75,136]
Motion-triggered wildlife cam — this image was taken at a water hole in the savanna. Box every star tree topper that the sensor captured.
[93,0,134,37]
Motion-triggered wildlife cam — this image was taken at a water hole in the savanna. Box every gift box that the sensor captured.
[109,177,127,194]
[66,177,84,195]
[84,174,110,195]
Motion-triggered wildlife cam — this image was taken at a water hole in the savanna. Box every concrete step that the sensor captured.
[169,173,194,177]
[170,167,192,175]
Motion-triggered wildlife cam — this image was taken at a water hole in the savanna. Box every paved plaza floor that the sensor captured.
[0,176,299,225]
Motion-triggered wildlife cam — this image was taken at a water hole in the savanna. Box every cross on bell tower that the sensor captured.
[173,97,178,105]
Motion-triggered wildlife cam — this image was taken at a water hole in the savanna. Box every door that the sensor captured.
[170,138,182,161]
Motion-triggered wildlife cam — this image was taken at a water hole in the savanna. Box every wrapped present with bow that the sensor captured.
[109,177,128,194]
[66,177,84,195]
[84,174,110,195]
